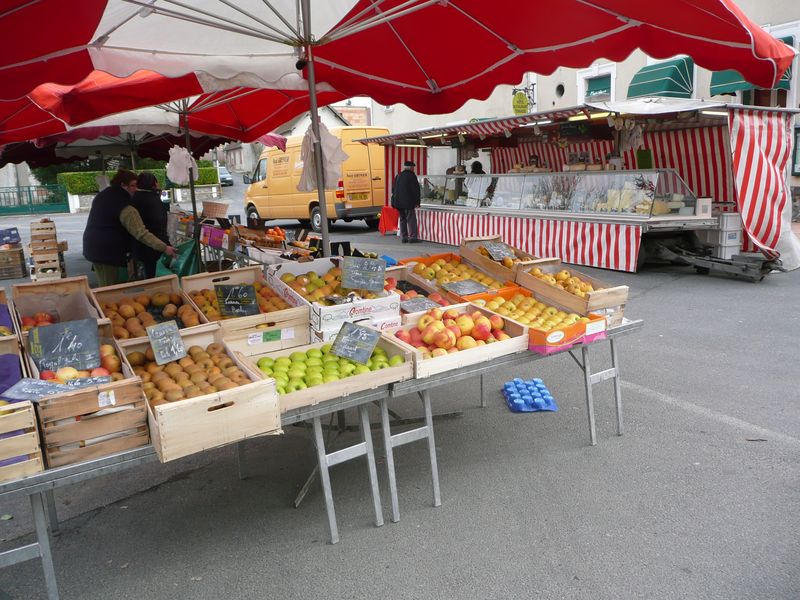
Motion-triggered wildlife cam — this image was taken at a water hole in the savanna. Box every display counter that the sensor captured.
[417,169,717,272]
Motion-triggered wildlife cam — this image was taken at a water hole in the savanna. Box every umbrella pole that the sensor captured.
[302,0,331,257]
[182,111,203,270]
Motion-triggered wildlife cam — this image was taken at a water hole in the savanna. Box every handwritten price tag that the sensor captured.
[27,318,100,372]
[146,321,186,366]
[215,284,260,318]
[330,322,381,365]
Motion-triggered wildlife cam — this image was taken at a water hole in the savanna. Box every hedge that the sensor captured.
[56,167,219,194]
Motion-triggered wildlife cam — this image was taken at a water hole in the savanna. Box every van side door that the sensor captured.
[246,158,269,216]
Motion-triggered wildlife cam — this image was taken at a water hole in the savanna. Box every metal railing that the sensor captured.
[0,185,69,215]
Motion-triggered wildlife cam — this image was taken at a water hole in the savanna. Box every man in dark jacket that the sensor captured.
[391,160,421,243]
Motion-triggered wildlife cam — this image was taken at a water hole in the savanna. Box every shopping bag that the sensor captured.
[379,206,399,236]
[155,240,200,279]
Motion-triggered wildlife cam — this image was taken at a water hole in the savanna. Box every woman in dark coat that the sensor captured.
[130,172,170,278]
[83,169,176,286]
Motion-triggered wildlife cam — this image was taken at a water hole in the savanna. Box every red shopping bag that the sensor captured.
[379,206,399,235]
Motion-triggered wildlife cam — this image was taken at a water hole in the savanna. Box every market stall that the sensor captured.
[363,100,799,272]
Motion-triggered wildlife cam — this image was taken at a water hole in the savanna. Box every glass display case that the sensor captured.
[419,169,698,218]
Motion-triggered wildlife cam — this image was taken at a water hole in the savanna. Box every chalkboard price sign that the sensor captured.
[483,241,516,262]
[215,284,260,318]
[62,376,113,389]
[400,296,441,313]
[441,279,489,297]
[1,378,69,402]
[330,322,381,365]
[341,257,386,292]
[27,318,101,372]
[146,321,187,366]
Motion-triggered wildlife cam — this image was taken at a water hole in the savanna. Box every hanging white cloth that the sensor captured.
[297,122,349,192]
[166,146,198,185]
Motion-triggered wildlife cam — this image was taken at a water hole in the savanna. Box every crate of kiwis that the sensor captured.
[93,275,207,343]
[119,323,281,463]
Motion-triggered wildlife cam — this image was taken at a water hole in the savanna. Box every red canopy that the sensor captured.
[0,0,793,115]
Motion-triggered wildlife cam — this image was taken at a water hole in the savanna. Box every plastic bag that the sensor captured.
[155,240,200,279]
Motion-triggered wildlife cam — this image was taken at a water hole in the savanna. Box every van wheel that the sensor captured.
[246,205,260,224]
[310,206,334,233]
[364,218,379,230]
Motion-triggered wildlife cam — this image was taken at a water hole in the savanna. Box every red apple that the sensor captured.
[421,322,445,345]
[34,312,54,323]
[76,370,90,378]
[494,331,511,341]
[447,347,459,354]
[384,277,397,290]
[409,328,423,345]
[426,308,443,321]
[472,317,492,341]
[394,330,412,344]
[101,355,122,373]
[443,318,456,327]
[431,348,448,358]
[475,340,486,346]
[488,314,505,331]
[433,329,456,350]
[442,308,460,321]
[469,310,484,322]
[90,367,110,377]
[416,314,435,332]
[99,344,117,357]
[40,370,56,380]
[21,316,36,327]
[406,290,418,298]
[445,324,462,340]
[400,293,409,301]
[55,367,79,381]
[456,336,477,350]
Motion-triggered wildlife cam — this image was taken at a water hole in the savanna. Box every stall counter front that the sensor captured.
[417,169,717,272]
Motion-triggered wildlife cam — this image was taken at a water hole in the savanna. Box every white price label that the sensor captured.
[98,390,116,408]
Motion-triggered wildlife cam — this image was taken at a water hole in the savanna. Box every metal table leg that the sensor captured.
[312,416,339,544]
[379,398,400,523]
[358,405,384,529]
[422,390,442,508]
[581,345,598,446]
[44,489,59,535]
[480,373,487,408]
[31,493,59,600]
[610,338,624,436]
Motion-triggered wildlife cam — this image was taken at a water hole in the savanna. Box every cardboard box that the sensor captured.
[310,314,404,342]
[0,227,21,245]
[386,302,528,378]
[120,322,281,463]
[237,335,412,413]
[265,258,400,334]
[515,258,627,326]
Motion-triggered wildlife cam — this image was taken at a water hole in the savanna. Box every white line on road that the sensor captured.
[621,380,800,447]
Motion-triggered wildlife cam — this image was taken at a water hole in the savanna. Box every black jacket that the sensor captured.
[83,185,132,267]
[391,170,421,209]
[130,190,169,264]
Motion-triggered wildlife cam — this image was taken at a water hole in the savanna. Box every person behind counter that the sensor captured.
[83,169,177,286]
[130,171,170,279]
[391,160,421,243]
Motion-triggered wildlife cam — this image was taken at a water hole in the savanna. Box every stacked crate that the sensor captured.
[28,220,67,281]
[0,227,27,281]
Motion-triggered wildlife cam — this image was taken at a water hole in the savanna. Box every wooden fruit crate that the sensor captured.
[397,252,514,300]
[0,248,27,281]
[515,258,628,325]
[235,335,412,413]
[93,274,208,343]
[181,265,309,330]
[387,303,528,378]
[219,310,310,350]
[120,323,281,463]
[26,324,147,468]
[459,235,540,283]
[0,401,44,483]
[12,276,103,328]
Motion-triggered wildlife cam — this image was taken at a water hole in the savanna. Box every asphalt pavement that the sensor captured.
[0,180,798,600]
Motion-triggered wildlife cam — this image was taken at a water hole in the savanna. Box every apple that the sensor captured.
[99,344,117,358]
[472,318,492,341]
[409,328,423,344]
[394,329,412,344]
[388,355,405,366]
[445,324,462,340]
[475,340,486,346]
[91,367,110,377]
[34,312,54,323]
[101,355,122,373]
[420,350,433,360]
[35,321,51,327]
[40,370,57,380]
[431,348,448,357]
[429,292,443,303]
[285,379,308,392]
[55,366,79,381]
[416,314,435,332]
[426,308,443,321]
[76,370,91,378]
[442,308,460,321]
[385,277,397,290]
[421,322,445,345]
[353,365,371,375]
[456,336,477,350]
[433,329,456,350]
[469,310,484,322]
[400,293,409,301]
[485,336,497,344]
[471,299,487,307]
[21,316,36,327]
[257,357,275,370]
[455,315,475,336]
[494,331,511,341]
[488,314,505,331]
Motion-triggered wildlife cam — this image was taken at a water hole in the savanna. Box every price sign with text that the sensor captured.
[27,318,100,372]
[341,257,386,292]
[483,241,516,261]
[400,296,441,313]
[215,284,260,318]
[330,322,381,365]
[146,321,186,365]
[1,378,69,402]
[442,279,489,297]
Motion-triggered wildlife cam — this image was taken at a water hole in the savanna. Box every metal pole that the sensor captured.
[301,0,331,257]
[182,110,203,270]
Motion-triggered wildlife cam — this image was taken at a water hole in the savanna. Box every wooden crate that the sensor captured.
[0,248,27,280]
[387,303,528,378]
[120,323,281,463]
[235,335,413,413]
[181,265,309,330]
[0,401,44,483]
[26,324,147,468]
[515,258,628,325]
[12,276,103,327]
[93,274,208,343]
[459,235,540,283]
[219,309,310,349]
[397,252,514,300]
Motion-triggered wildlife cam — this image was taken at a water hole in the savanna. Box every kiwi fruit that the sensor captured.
[217,358,234,371]
[173,371,190,383]
[194,351,211,361]
[150,398,168,408]
[146,363,164,375]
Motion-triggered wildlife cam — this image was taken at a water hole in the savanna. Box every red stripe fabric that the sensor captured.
[728,108,794,259]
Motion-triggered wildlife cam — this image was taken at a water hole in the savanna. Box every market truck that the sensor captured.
[244,126,389,232]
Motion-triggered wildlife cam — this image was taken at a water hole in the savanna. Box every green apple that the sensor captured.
[290,351,307,362]
[305,377,324,387]
[323,374,340,383]
[257,356,274,369]
[274,357,292,368]
[306,348,323,359]
[276,385,286,395]
[272,373,289,386]
[371,347,387,357]
[258,367,273,376]
[321,343,332,355]
[371,361,390,371]
[272,363,289,374]
[339,363,356,376]
[286,379,308,392]
[353,365,371,375]
[322,354,339,364]
[306,357,323,367]
[388,355,405,366]
[286,368,306,380]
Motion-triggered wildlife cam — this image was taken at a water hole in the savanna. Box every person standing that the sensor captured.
[83,169,176,286]
[130,172,170,279]
[391,160,421,243]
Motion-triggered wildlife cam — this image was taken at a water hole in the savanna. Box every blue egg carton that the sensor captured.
[502,378,558,413]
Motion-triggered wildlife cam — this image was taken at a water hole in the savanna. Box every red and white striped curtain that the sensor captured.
[728,108,795,259]
[384,146,428,206]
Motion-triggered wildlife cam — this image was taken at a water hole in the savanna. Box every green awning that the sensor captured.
[585,75,611,97]
[710,36,794,95]
[628,57,695,99]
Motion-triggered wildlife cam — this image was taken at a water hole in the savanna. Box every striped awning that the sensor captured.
[710,36,794,95]
[628,57,695,99]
